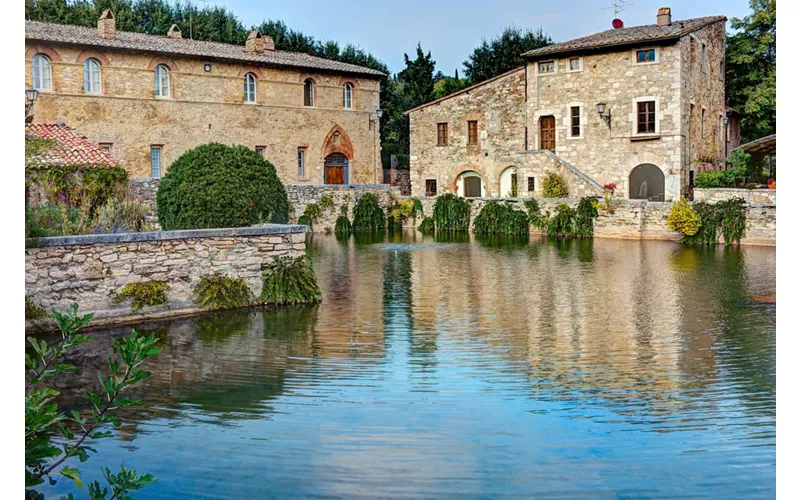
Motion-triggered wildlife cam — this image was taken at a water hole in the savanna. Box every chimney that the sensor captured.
[657,7,672,26]
[98,9,116,40]
[245,30,275,53]
[167,24,182,39]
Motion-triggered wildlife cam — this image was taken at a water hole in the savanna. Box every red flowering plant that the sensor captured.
[603,182,617,191]
[600,183,617,213]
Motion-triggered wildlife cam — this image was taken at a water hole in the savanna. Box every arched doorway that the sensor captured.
[456,171,484,197]
[324,153,349,184]
[499,166,518,197]
[629,164,665,201]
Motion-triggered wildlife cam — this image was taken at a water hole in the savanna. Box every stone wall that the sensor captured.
[286,184,403,232]
[25,42,382,184]
[403,196,775,246]
[128,177,160,212]
[25,225,306,329]
[694,188,776,205]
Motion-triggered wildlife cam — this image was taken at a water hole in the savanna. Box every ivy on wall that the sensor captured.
[193,274,253,311]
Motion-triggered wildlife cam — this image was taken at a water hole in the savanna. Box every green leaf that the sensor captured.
[60,466,82,489]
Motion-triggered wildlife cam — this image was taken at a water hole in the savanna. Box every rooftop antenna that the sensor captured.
[601,0,633,28]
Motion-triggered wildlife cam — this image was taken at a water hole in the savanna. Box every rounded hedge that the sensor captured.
[156,143,289,230]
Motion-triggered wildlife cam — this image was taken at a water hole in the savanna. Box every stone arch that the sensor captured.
[147,56,179,72]
[321,125,354,160]
[25,44,62,62]
[76,49,110,66]
[629,164,665,201]
[238,65,264,78]
[448,164,488,197]
[336,76,359,88]
[298,73,321,84]
[498,166,518,197]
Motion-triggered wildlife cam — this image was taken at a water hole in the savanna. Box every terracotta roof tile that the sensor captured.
[25,20,385,77]
[523,16,726,58]
[26,122,119,169]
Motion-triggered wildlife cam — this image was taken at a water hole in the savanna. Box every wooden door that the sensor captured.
[540,116,556,152]
[464,177,482,197]
[326,166,345,184]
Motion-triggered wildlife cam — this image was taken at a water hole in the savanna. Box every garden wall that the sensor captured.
[128,177,160,212]
[403,197,776,246]
[25,224,306,330]
[694,188,776,205]
[286,184,402,232]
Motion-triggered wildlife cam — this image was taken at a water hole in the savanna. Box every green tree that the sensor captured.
[398,43,436,109]
[726,0,776,142]
[463,26,552,83]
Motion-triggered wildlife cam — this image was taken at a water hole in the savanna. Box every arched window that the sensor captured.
[244,72,257,103]
[343,82,353,109]
[303,79,315,107]
[83,58,102,94]
[31,54,52,91]
[154,64,170,98]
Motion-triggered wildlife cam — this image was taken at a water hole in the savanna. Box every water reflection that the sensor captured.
[41,231,775,498]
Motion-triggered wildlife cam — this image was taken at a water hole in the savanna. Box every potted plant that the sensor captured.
[602,182,616,213]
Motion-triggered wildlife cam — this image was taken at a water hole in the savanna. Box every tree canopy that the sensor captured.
[463,26,552,84]
[726,0,776,142]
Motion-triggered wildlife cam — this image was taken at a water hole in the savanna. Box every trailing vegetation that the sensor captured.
[418,216,435,234]
[575,197,599,238]
[113,281,169,312]
[352,193,386,232]
[472,201,529,235]
[156,143,289,230]
[298,203,322,230]
[546,203,575,237]
[334,205,353,235]
[26,161,129,215]
[541,172,569,198]
[25,296,47,321]
[319,194,334,212]
[388,198,424,229]
[25,304,159,498]
[432,193,471,231]
[677,198,748,245]
[192,274,253,311]
[667,199,702,237]
[260,256,322,305]
[524,198,548,230]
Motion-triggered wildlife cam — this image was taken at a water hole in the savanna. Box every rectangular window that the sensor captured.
[425,179,437,196]
[719,60,725,81]
[297,148,305,178]
[689,170,695,187]
[570,106,581,137]
[467,120,478,145]
[569,58,581,71]
[99,142,112,153]
[255,146,265,158]
[701,43,708,74]
[636,49,656,63]
[150,146,162,178]
[701,108,706,138]
[437,123,448,146]
[527,177,535,192]
[538,61,555,73]
[637,101,656,134]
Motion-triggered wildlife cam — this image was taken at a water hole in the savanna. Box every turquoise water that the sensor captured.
[40,232,776,498]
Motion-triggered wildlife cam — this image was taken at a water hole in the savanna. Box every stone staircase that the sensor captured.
[541,150,604,194]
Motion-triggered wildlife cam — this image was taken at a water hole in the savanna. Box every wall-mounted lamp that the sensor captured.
[25,88,39,123]
[369,108,383,130]
[596,102,611,128]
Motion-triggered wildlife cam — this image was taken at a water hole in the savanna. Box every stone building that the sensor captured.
[24,10,385,185]
[408,8,728,201]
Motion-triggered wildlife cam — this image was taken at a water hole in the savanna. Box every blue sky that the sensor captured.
[220,0,749,74]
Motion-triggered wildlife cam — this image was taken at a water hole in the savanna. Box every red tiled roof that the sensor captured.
[25,122,119,168]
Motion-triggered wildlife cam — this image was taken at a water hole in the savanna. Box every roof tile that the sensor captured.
[26,123,119,169]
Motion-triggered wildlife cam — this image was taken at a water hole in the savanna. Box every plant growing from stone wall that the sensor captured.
[433,193,471,231]
[679,198,747,245]
[334,205,353,235]
[113,281,169,312]
[260,256,322,305]
[192,274,253,311]
[298,203,322,230]
[26,163,128,214]
[547,203,576,237]
[319,194,334,212]
[542,172,569,198]
[418,216,435,234]
[25,296,47,321]
[524,198,548,230]
[575,197,599,238]
[352,193,386,232]
[667,199,702,237]
[25,304,159,498]
[473,201,530,235]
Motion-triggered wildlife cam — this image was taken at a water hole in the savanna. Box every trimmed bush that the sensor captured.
[113,281,168,312]
[433,193,471,231]
[193,274,253,311]
[260,256,322,305]
[542,172,569,198]
[667,198,702,236]
[352,193,386,232]
[156,143,289,230]
[473,201,529,235]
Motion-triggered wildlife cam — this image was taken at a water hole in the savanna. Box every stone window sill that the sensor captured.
[631,134,661,142]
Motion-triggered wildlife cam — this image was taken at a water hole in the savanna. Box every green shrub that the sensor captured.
[25,205,80,238]
[299,203,322,230]
[259,256,322,305]
[694,171,726,188]
[473,201,529,235]
[547,203,575,237]
[679,198,747,245]
[667,198,702,236]
[433,193,471,231]
[156,143,289,230]
[25,296,47,321]
[92,197,151,233]
[192,274,253,311]
[575,197,599,238]
[352,193,386,232]
[334,205,352,235]
[113,281,169,312]
[524,198,547,229]
[418,216,435,234]
[542,172,569,198]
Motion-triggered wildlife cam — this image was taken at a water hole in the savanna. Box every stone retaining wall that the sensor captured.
[403,196,775,246]
[25,224,306,329]
[694,188,776,205]
[286,184,402,232]
[128,177,160,212]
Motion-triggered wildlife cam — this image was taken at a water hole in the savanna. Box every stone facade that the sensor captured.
[128,177,160,212]
[408,12,727,203]
[286,184,402,232]
[25,225,306,328]
[693,188,776,205]
[25,24,383,185]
